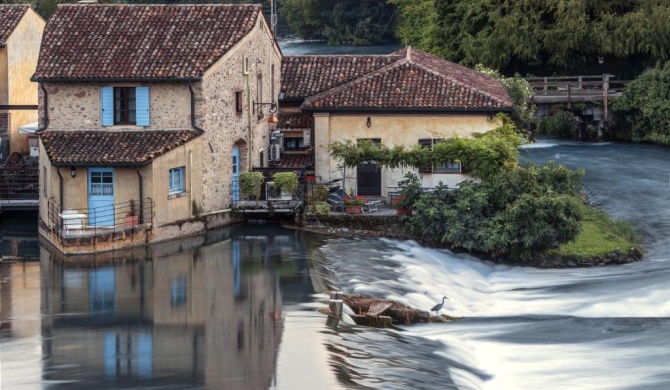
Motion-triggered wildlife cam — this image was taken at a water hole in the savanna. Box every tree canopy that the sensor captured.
[391,0,670,77]
[280,0,398,45]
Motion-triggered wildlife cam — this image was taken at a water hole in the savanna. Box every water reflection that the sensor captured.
[1,224,323,389]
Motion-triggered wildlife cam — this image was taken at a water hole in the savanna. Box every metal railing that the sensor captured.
[0,167,39,201]
[47,197,154,243]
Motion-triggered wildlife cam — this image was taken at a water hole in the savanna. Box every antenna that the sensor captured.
[270,0,278,37]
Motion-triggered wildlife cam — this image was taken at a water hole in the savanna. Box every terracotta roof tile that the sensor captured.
[278,113,312,129]
[34,4,260,80]
[281,55,400,100]
[0,5,29,46]
[40,130,200,166]
[302,48,513,112]
[275,154,312,169]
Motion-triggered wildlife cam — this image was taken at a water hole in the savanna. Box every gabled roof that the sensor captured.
[281,55,401,101]
[0,5,29,47]
[34,4,261,81]
[299,48,513,112]
[40,130,200,166]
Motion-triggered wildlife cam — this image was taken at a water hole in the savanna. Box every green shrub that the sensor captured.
[273,172,299,194]
[239,172,265,200]
[314,202,331,215]
[394,173,422,209]
[407,161,585,259]
[537,111,577,137]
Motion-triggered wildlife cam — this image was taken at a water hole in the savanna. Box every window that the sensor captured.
[418,139,463,174]
[114,87,136,124]
[235,91,243,114]
[284,137,304,150]
[169,167,185,194]
[170,276,187,307]
[101,86,150,127]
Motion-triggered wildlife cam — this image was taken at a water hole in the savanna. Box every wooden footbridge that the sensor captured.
[526,74,630,123]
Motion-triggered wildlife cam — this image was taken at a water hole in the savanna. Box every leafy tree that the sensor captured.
[613,61,670,145]
[393,0,670,77]
[475,65,536,130]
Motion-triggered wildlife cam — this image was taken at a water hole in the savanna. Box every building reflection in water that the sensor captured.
[38,225,313,389]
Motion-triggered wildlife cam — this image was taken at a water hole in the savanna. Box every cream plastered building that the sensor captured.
[0,5,45,158]
[33,4,281,254]
[282,48,514,196]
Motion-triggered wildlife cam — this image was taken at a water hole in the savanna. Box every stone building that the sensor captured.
[34,4,282,254]
[0,5,45,160]
[280,47,514,196]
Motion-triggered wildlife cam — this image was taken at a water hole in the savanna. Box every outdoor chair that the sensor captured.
[327,188,345,212]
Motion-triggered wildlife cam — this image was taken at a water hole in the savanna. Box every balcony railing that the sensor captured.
[0,167,39,201]
[46,197,154,243]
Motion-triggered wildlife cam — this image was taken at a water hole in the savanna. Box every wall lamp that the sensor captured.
[366,116,372,128]
[253,101,277,115]
[487,115,494,121]
[70,167,76,178]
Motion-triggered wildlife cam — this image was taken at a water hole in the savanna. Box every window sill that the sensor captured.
[168,191,188,200]
[104,125,145,130]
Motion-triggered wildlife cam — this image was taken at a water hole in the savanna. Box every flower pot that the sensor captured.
[396,208,412,216]
[345,205,362,214]
[126,215,139,227]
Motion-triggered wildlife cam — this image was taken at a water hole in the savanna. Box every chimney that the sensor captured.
[407,46,412,62]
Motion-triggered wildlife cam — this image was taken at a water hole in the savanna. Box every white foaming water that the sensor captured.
[336,240,670,390]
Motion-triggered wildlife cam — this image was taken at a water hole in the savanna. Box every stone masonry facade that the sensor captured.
[197,17,281,213]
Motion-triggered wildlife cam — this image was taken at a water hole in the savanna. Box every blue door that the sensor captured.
[232,147,240,202]
[88,168,115,226]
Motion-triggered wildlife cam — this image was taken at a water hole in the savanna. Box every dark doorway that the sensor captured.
[356,138,381,196]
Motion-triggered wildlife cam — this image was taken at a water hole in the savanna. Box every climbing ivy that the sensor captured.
[328,117,524,179]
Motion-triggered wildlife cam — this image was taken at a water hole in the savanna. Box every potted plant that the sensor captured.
[239,172,265,200]
[344,195,367,214]
[126,199,139,227]
[394,173,422,215]
[272,172,299,200]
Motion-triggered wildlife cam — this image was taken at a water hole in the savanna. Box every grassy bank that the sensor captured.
[552,205,642,259]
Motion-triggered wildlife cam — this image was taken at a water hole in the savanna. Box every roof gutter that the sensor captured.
[52,161,150,168]
[300,106,514,114]
[30,76,202,83]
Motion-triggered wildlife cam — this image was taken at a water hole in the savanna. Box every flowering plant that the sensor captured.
[344,195,367,206]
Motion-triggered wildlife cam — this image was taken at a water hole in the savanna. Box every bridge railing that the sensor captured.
[526,75,631,103]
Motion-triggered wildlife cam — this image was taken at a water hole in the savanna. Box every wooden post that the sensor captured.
[567,83,572,110]
[543,77,548,95]
[603,74,609,125]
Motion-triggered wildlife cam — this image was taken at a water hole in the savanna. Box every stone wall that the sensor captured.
[197,15,282,212]
[42,82,192,130]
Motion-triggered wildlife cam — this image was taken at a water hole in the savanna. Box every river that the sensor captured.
[2,38,669,389]
[3,137,670,389]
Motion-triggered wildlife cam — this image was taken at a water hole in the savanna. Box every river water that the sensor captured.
[2,38,670,388]
[3,138,669,389]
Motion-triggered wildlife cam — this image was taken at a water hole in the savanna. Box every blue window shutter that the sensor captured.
[101,87,113,126]
[136,86,150,126]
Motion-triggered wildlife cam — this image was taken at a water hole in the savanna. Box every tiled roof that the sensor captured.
[278,113,312,129]
[301,48,513,112]
[0,5,29,47]
[34,4,260,81]
[40,130,200,166]
[275,154,312,169]
[281,55,400,100]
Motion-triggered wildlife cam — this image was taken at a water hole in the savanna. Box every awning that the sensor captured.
[18,122,38,134]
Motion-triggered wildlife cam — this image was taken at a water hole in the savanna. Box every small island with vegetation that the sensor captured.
[300,116,642,268]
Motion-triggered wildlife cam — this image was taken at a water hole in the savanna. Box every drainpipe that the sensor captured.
[56,168,63,207]
[36,83,49,132]
[188,82,205,134]
[246,72,252,171]
[189,150,193,216]
[137,170,143,224]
